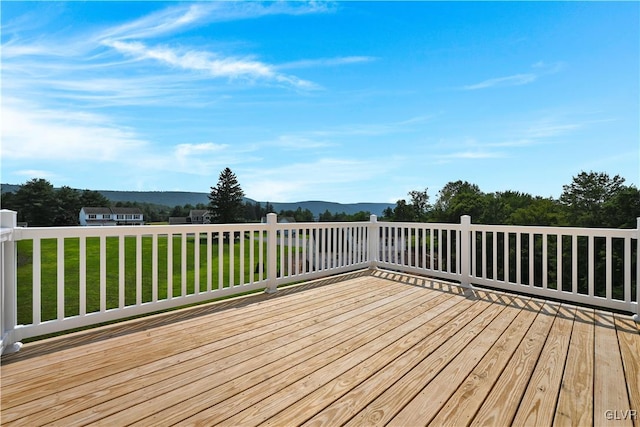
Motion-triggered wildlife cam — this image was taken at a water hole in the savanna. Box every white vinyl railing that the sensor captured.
[380,216,639,315]
[1,210,638,355]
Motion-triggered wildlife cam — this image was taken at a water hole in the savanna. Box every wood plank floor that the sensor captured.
[1,269,639,427]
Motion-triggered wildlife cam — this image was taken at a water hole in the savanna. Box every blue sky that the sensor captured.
[1,1,638,204]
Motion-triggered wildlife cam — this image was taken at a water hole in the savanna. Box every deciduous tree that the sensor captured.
[560,171,626,227]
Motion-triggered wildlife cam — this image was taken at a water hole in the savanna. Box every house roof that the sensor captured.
[189,210,209,216]
[81,207,112,215]
[110,207,143,215]
[81,207,143,215]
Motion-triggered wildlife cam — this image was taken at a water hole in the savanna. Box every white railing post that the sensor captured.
[368,215,379,270]
[634,217,640,322]
[460,215,472,289]
[1,209,22,355]
[265,213,278,294]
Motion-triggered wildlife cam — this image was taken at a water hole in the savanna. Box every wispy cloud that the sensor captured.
[243,157,391,202]
[302,115,437,138]
[92,2,338,90]
[520,122,582,138]
[0,98,147,161]
[433,111,601,162]
[103,40,317,89]
[461,73,537,90]
[175,142,228,158]
[14,169,60,180]
[97,4,215,41]
[505,114,613,140]
[134,141,263,178]
[97,2,334,42]
[460,61,564,90]
[270,135,335,150]
[1,1,339,109]
[277,56,377,70]
[436,150,506,160]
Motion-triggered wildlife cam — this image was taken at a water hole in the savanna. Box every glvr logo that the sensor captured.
[604,410,637,420]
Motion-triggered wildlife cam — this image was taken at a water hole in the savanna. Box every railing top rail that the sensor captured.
[274,221,370,228]
[377,221,463,229]
[10,220,374,241]
[13,223,264,240]
[469,223,637,238]
[7,218,639,241]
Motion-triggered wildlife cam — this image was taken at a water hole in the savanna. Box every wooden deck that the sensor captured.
[1,269,639,426]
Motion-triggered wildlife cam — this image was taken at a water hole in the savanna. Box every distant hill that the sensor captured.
[97,190,211,207]
[0,184,21,194]
[266,201,393,217]
[1,184,394,217]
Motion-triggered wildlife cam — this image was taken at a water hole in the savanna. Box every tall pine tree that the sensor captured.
[208,168,245,223]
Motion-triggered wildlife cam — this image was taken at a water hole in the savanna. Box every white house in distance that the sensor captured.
[168,209,211,225]
[188,210,211,224]
[79,207,144,226]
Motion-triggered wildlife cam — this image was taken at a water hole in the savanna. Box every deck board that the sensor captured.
[614,315,640,427]
[1,269,638,427]
[427,299,544,427]
[554,307,595,427]
[387,296,529,426]
[288,290,495,427]
[511,304,575,426]
[594,310,635,427]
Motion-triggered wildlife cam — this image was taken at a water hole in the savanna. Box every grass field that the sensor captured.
[16,236,273,325]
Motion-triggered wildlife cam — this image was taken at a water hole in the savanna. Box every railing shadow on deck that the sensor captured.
[2,210,639,356]
[0,269,373,364]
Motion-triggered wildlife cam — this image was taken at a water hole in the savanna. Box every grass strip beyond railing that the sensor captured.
[15,235,276,326]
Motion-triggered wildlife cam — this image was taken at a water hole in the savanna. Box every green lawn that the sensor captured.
[16,235,276,325]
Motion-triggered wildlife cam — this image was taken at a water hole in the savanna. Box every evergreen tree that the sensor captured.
[382,207,394,220]
[318,209,333,222]
[208,168,245,223]
[265,202,275,214]
[12,178,57,226]
[52,186,81,225]
[79,189,110,208]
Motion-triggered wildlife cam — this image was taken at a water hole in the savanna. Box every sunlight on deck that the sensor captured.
[1,270,639,426]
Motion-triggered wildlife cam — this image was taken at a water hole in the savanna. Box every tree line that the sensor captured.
[382,171,639,228]
[2,170,638,228]
[206,168,374,223]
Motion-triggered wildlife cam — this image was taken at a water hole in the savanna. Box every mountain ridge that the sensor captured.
[1,184,394,217]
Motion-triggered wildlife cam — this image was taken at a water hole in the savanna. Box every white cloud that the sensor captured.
[175,142,228,157]
[97,4,217,41]
[461,73,537,90]
[460,61,565,91]
[282,115,435,140]
[532,61,565,74]
[103,40,317,89]
[437,150,506,160]
[521,122,582,138]
[14,169,59,179]
[271,135,335,150]
[0,98,146,161]
[277,56,377,70]
[97,2,333,42]
[135,141,262,178]
[243,157,391,202]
